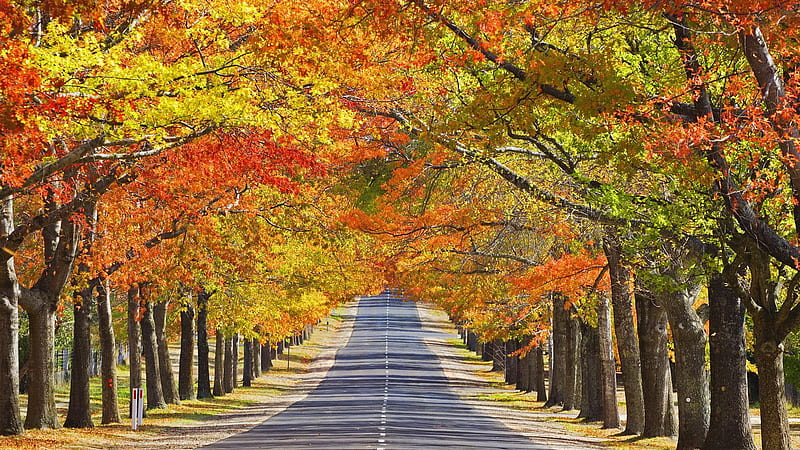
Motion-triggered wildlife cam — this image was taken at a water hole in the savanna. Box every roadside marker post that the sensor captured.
[131,388,144,430]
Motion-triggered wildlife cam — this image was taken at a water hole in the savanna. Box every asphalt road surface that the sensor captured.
[205,293,549,449]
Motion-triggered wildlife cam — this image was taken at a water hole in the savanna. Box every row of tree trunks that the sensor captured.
[449,249,762,448]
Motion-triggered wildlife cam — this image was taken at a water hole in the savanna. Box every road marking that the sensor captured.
[380,297,390,448]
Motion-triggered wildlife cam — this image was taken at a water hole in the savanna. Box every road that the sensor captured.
[204,293,549,449]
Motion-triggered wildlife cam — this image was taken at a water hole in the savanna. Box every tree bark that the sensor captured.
[702,273,756,450]
[179,303,196,401]
[96,282,120,424]
[196,290,212,399]
[242,339,252,387]
[562,313,581,411]
[232,334,239,389]
[753,313,791,450]
[467,331,478,353]
[546,293,567,407]
[578,321,602,421]
[261,342,272,372]
[597,295,620,429]
[153,300,179,405]
[637,290,675,437]
[746,246,792,450]
[22,218,80,430]
[213,330,225,397]
[140,298,166,410]
[517,337,531,392]
[252,338,261,379]
[24,304,60,429]
[505,340,519,386]
[659,286,710,450]
[223,333,234,393]
[127,286,143,416]
[534,346,547,402]
[63,298,93,428]
[0,196,22,435]
[603,229,644,434]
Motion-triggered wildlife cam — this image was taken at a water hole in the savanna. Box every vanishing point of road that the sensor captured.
[204,293,552,449]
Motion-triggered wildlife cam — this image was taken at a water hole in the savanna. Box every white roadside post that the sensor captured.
[131,388,144,430]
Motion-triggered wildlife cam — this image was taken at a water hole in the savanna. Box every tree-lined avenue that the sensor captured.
[204,293,550,449]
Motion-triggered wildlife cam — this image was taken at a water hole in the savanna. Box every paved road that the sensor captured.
[205,293,548,449]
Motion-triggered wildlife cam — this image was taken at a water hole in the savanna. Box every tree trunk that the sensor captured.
[603,229,644,435]
[153,301,179,405]
[223,333,234,393]
[562,313,581,411]
[22,214,80,430]
[578,321,602,421]
[534,346,547,402]
[517,337,531,392]
[597,295,620,429]
[96,283,120,424]
[140,299,166,410]
[660,286,710,450]
[0,197,22,435]
[63,299,93,428]
[232,334,239,389]
[0,281,21,434]
[467,331,478,353]
[637,290,675,437]
[252,338,261,379]
[24,305,60,429]
[179,304,196,401]
[747,246,791,450]
[665,364,677,436]
[213,330,225,397]
[753,313,791,450]
[196,291,212,399]
[261,342,272,372]
[702,273,756,450]
[243,339,252,387]
[546,293,567,407]
[127,286,143,416]
[505,340,518,386]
